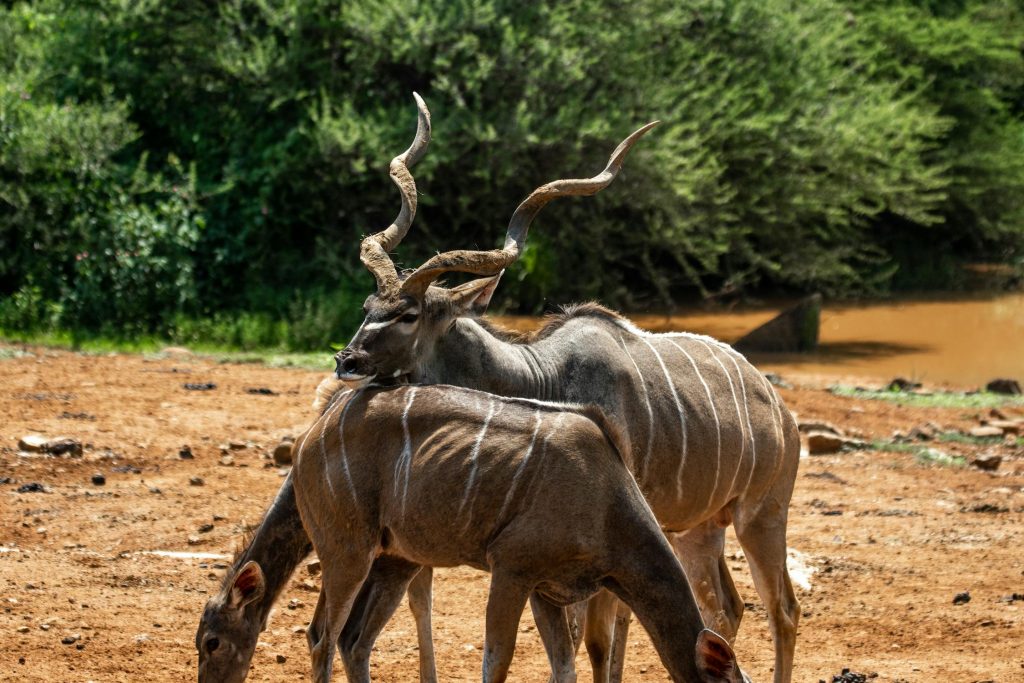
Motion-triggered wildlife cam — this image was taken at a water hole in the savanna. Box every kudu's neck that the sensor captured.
[421,318,564,401]
[236,471,313,626]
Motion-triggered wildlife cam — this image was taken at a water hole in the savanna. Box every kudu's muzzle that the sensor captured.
[335,349,374,381]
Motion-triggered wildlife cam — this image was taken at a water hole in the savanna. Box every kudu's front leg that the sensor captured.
[482,572,532,683]
[309,546,376,683]
[338,557,432,683]
[407,566,438,683]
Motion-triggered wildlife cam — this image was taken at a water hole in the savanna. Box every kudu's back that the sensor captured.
[293,384,639,574]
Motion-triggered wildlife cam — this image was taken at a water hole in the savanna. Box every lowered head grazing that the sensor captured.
[196,561,266,683]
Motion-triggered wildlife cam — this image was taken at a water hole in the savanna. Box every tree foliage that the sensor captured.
[2,0,1022,347]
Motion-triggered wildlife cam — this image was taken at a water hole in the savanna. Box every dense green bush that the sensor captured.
[1,0,1022,348]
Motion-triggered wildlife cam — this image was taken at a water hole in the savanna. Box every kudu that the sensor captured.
[296,383,750,683]
[337,99,802,683]
[198,95,800,682]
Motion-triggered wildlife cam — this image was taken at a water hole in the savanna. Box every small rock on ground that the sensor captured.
[806,431,845,455]
[273,439,294,466]
[18,434,48,452]
[971,455,1002,472]
[18,435,82,457]
[887,377,921,392]
[798,420,844,436]
[985,378,1021,395]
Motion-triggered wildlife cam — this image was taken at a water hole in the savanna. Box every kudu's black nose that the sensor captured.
[336,352,360,377]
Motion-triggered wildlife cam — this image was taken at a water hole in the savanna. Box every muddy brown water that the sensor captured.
[493,292,1024,388]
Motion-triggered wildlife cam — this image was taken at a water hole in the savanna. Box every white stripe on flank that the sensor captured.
[319,389,351,498]
[639,336,687,500]
[699,340,747,499]
[293,427,314,469]
[760,375,785,479]
[493,395,581,411]
[730,358,760,493]
[335,390,360,503]
[667,339,721,507]
[458,398,497,519]
[494,410,544,523]
[394,386,419,516]
[617,333,654,481]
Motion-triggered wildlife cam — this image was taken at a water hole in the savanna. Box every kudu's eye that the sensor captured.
[399,313,419,324]
[205,637,220,654]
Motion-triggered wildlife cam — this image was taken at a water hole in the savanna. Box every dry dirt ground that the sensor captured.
[1,346,1022,682]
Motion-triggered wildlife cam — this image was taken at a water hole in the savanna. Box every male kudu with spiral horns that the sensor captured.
[197,94,800,683]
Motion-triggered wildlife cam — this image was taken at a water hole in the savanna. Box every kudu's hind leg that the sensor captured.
[734,506,799,683]
[583,589,616,683]
[671,521,744,643]
[530,592,578,683]
[407,566,438,683]
[606,599,632,683]
[584,590,635,683]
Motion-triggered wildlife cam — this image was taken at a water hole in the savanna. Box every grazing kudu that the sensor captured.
[294,383,751,683]
[194,469,438,683]
[336,102,802,682]
[196,94,441,683]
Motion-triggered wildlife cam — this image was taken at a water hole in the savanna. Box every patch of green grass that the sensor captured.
[830,385,1024,408]
[0,346,33,360]
[868,440,967,467]
[203,350,333,371]
[913,448,967,468]
[1,334,334,372]
[935,431,1004,446]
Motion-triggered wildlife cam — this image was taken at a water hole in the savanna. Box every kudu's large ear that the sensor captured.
[449,272,503,316]
[695,629,740,682]
[227,561,266,611]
